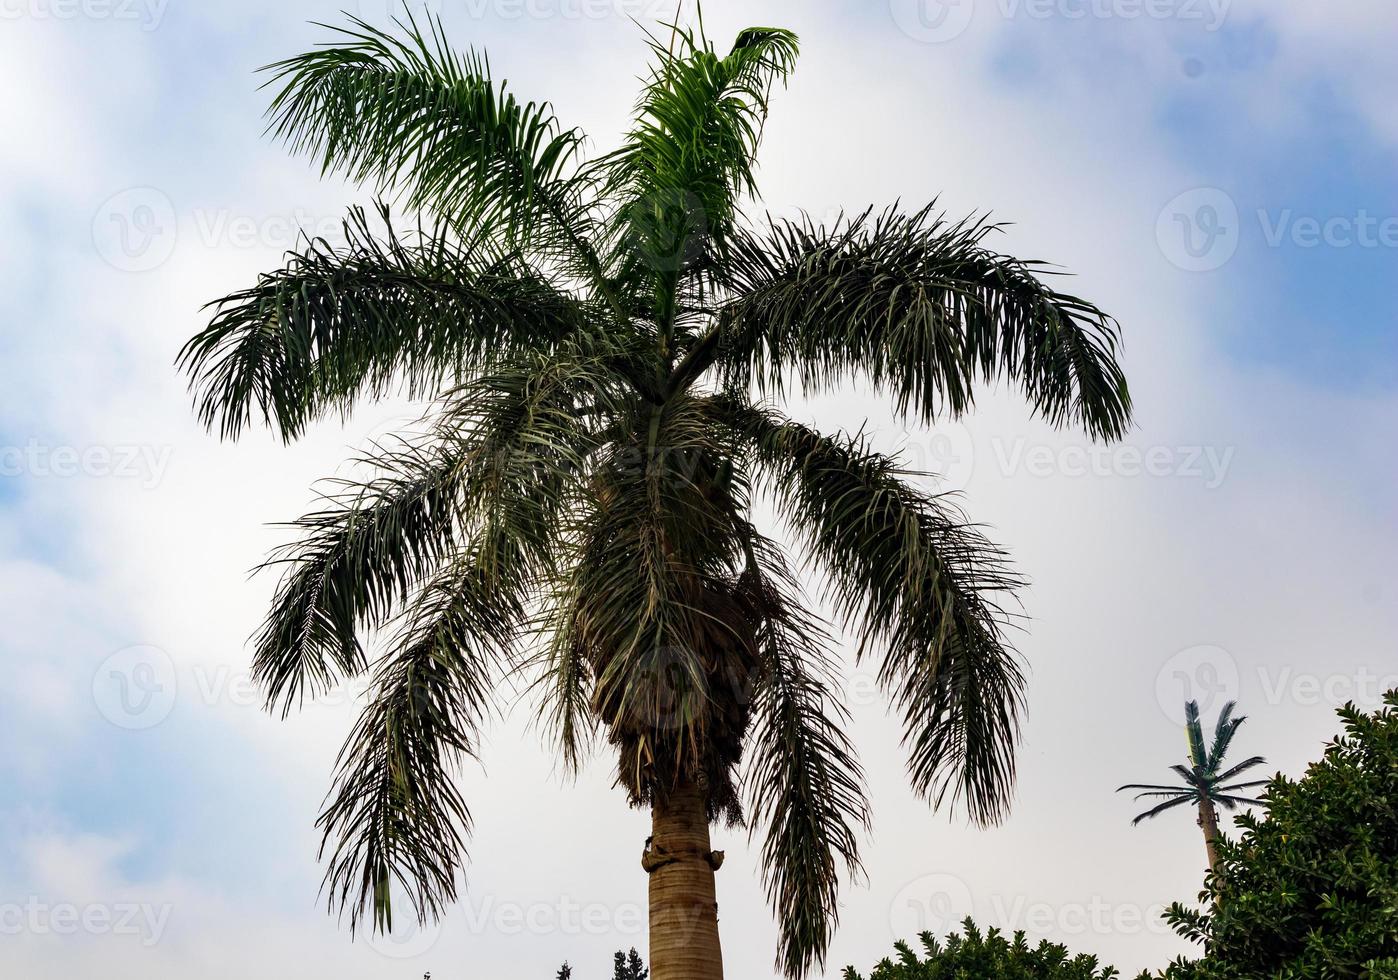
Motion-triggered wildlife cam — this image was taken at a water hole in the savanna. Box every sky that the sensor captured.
[1,1,1395,977]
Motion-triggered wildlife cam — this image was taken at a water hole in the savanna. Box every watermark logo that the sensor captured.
[0,0,169,29]
[890,0,976,43]
[93,645,177,730]
[892,0,1230,43]
[0,441,172,489]
[901,421,976,487]
[0,898,172,946]
[890,873,973,938]
[1155,644,1239,723]
[92,188,178,272]
[1156,187,1239,272]
[365,915,441,959]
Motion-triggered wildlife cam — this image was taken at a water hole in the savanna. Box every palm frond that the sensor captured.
[599,24,798,285]
[712,207,1132,440]
[1213,779,1268,794]
[1207,700,1244,769]
[1183,700,1208,769]
[1212,755,1267,784]
[251,344,616,716]
[179,205,589,441]
[742,536,868,979]
[724,399,1024,826]
[317,551,520,934]
[263,13,597,256]
[1130,794,1194,825]
[251,430,470,715]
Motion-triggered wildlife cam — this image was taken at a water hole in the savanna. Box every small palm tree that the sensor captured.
[179,13,1131,980]
[1118,700,1267,875]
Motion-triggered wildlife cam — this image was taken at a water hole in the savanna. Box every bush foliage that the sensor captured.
[843,918,1126,979]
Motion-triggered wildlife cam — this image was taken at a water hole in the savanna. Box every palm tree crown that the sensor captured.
[179,14,1132,979]
[1119,700,1268,822]
[1118,700,1268,841]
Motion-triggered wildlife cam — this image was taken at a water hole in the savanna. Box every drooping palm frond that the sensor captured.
[317,348,625,933]
[251,431,472,715]
[263,13,599,258]
[742,535,868,979]
[1128,794,1194,825]
[722,399,1025,825]
[713,207,1132,441]
[318,550,521,935]
[179,205,591,440]
[1213,756,1267,783]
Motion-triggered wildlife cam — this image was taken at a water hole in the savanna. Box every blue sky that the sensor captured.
[2,2,1395,978]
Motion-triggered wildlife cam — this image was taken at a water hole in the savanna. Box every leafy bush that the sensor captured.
[843,918,1127,979]
[1160,693,1398,979]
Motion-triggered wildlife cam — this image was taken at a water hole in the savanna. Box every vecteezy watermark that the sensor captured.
[1256,665,1398,709]
[0,898,172,947]
[92,648,376,730]
[93,646,178,730]
[992,440,1233,488]
[93,187,355,273]
[890,0,1230,44]
[1158,188,1398,271]
[0,0,168,29]
[986,895,1173,937]
[1156,644,1398,722]
[0,441,172,490]
[897,427,1235,490]
[367,895,646,958]
[890,873,974,938]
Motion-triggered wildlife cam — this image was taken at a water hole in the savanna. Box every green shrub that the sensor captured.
[843,918,1128,979]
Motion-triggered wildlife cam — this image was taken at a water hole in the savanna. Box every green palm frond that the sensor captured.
[724,400,1024,825]
[743,535,868,978]
[179,205,591,440]
[713,207,1131,440]
[263,13,596,253]
[599,24,798,289]
[1183,700,1208,769]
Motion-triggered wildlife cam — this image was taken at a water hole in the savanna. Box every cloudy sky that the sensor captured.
[2,1,1395,977]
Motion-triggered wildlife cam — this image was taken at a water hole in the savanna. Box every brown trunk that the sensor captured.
[643,781,724,980]
[1198,797,1222,877]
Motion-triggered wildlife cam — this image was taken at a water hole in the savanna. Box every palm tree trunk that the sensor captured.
[1197,797,1222,876]
[644,780,724,980]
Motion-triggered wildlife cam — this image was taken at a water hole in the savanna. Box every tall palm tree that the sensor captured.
[1118,700,1267,875]
[178,13,1132,980]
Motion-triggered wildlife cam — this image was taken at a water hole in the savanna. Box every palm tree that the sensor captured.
[1118,700,1267,875]
[178,13,1132,980]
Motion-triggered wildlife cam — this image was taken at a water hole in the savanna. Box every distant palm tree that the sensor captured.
[1118,700,1267,875]
[178,12,1131,980]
